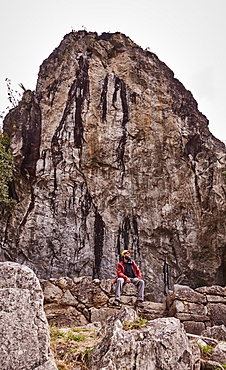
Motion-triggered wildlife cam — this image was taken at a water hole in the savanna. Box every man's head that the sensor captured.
[121,250,132,261]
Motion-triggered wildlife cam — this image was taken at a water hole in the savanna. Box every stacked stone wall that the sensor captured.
[40,277,226,336]
[167,284,226,335]
[40,276,166,326]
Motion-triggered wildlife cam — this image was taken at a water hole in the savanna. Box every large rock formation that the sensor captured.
[0,262,57,370]
[89,307,200,369]
[1,31,226,301]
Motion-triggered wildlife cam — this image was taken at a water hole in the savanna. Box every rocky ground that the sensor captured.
[50,324,102,370]
[49,308,226,370]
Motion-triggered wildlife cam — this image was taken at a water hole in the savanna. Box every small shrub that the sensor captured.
[123,316,147,331]
[197,343,213,358]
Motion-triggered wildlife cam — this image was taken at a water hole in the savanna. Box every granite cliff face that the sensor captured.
[1,31,226,301]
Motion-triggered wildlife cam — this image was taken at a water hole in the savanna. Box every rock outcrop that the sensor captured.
[0,262,57,370]
[89,307,200,369]
[1,31,226,302]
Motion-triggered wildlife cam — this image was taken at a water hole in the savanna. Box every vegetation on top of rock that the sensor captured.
[123,316,147,330]
[0,132,14,207]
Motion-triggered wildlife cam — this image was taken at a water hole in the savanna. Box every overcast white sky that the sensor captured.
[0,0,225,143]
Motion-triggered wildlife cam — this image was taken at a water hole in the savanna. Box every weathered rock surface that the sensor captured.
[1,31,226,302]
[167,284,226,334]
[40,276,166,326]
[0,262,57,370]
[201,325,226,341]
[89,307,200,369]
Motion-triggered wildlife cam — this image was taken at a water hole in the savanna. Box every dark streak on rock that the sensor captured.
[120,80,129,127]
[54,168,57,192]
[184,134,202,159]
[130,92,137,104]
[17,93,41,178]
[113,76,129,173]
[112,77,121,107]
[100,75,108,122]
[51,55,89,167]
[117,217,131,257]
[74,56,89,147]
[81,189,92,218]
[132,215,140,256]
[93,211,105,278]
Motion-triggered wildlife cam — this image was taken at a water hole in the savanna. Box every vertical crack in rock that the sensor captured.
[51,55,89,167]
[163,260,170,294]
[19,185,35,230]
[93,211,105,278]
[100,74,108,121]
[113,76,129,175]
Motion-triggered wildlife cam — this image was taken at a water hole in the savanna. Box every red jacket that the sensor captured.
[117,261,142,281]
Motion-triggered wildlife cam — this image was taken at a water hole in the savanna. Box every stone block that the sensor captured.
[44,303,88,327]
[54,277,74,290]
[121,283,138,296]
[90,307,118,323]
[141,302,167,320]
[195,285,225,296]
[173,284,206,304]
[207,303,226,326]
[206,295,226,303]
[70,279,93,306]
[100,279,115,295]
[60,290,78,306]
[92,286,109,306]
[40,280,63,303]
[186,302,206,315]
[201,325,226,341]
[168,300,185,316]
[182,321,205,335]
[120,295,137,305]
[142,301,166,312]
[175,313,209,322]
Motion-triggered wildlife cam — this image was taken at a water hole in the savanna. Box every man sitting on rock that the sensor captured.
[113,250,144,308]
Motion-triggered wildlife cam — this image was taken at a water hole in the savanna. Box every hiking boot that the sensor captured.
[113,300,120,307]
[135,300,144,309]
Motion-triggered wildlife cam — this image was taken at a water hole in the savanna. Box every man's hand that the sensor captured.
[126,278,131,283]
